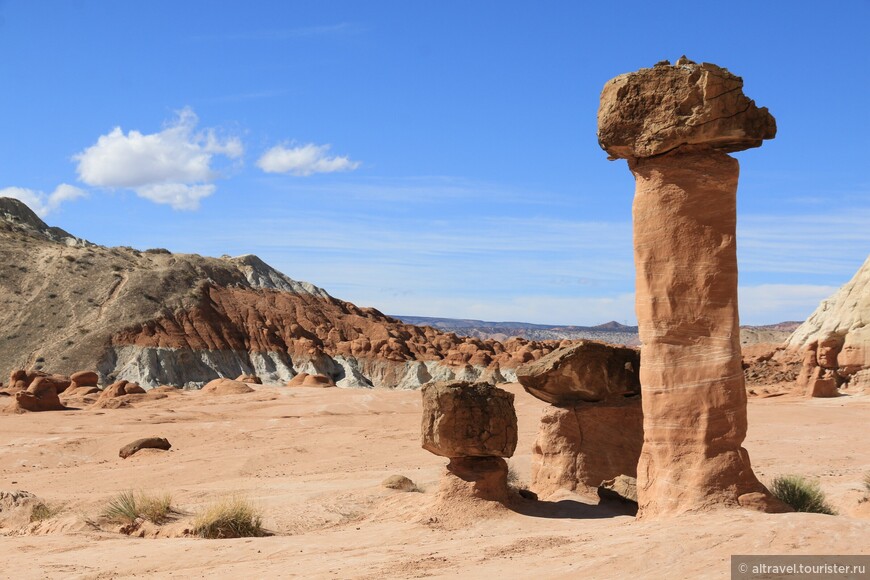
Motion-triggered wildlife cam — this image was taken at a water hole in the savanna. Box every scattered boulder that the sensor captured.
[235,374,262,384]
[200,378,254,395]
[598,475,638,504]
[421,381,517,458]
[90,380,148,409]
[119,437,172,459]
[516,341,640,405]
[286,373,336,388]
[70,370,99,388]
[382,475,418,492]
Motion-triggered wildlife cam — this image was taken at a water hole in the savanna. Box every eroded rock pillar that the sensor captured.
[597,57,788,517]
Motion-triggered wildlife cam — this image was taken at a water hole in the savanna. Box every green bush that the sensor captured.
[771,475,836,515]
[193,496,266,539]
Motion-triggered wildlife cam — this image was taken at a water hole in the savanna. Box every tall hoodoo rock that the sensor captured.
[597,58,785,517]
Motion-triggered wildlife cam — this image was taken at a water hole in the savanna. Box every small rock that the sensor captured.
[119,437,172,459]
[597,475,638,504]
[382,475,418,492]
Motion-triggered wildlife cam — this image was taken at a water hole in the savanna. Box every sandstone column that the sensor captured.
[597,57,787,517]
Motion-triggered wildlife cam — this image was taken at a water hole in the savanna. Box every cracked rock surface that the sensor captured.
[421,381,517,458]
[597,59,776,159]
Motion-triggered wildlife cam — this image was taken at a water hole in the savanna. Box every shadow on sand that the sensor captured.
[510,496,637,520]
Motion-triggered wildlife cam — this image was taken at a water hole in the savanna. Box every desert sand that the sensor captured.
[1,383,868,579]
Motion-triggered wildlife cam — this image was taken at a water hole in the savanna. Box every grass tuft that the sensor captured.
[30,502,63,522]
[771,475,836,515]
[102,491,174,524]
[863,472,870,494]
[193,496,266,539]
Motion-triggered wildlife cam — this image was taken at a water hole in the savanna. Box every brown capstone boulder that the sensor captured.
[597,56,776,160]
[287,373,336,388]
[70,370,99,388]
[235,374,262,384]
[421,381,517,458]
[516,341,639,406]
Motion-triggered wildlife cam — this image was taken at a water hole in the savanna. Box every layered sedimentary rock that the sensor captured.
[598,57,784,517]
[529,403,642,497]
[787,254,870,395]
[0,197,559,390]
[421,381,517,502]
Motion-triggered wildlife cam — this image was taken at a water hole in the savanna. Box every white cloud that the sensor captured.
[134,183,216,211]
[0,184,87,217]
[257,143,360,176]
[73,107,242,210]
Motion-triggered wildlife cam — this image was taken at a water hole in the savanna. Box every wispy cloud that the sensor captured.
[738,209,870,276]
[0,184,87,217]
[74,107,242,210]
[257,143,360,176]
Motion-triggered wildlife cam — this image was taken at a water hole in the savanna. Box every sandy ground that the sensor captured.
[1,384,869,579]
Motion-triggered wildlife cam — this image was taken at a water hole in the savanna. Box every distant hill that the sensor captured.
[395,315,802,347]
[394,315,640,345]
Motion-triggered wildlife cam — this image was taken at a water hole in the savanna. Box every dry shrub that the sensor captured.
[103,491,173,524]
[30,502,63,522]
[193,496,266,539]
[771,475,836,515]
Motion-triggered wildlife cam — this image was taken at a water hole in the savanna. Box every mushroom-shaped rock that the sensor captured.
[598,58,780,518]
[200,378,254,395]
[516,341,640,406]
[119,437,172,459]
[421,381,517,458]
[597,60,775,159]
[235,374,262,384]
[13,377,66,412]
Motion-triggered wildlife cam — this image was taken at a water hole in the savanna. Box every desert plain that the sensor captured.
[0,381,868,579]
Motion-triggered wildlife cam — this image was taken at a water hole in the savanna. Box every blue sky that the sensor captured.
[1,1,868,325]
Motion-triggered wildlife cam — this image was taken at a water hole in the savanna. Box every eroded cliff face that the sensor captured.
[0,197,558,389]
[786,254,870,394]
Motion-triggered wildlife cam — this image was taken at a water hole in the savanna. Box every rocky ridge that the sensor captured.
[0,198,559,389]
